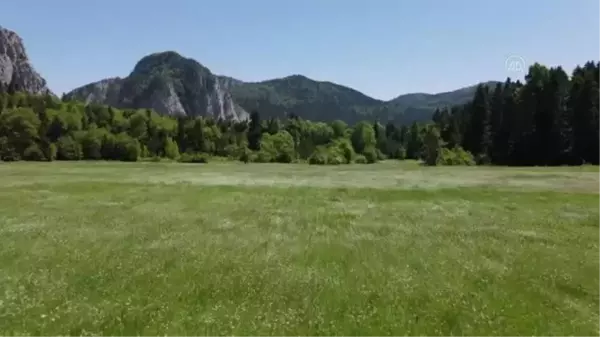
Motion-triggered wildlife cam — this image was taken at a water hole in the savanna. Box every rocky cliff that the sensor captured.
[0,26,52,95]
[66,51,248,121]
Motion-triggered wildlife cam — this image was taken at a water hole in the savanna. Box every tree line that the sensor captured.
[0,89,427,165]
[429,61,599,165]
[0,60,597,166]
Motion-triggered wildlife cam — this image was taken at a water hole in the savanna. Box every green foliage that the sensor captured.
[439,147,476,166]
[56,136,83,160]
[239,147,252,163]
[362,146,378,164]
[423,126,443,166]
[113,133,141,162]
[77,128,106,160]
[255,150,273,163]
[354,154,367,164]
[23,143,45,161]
[178,153,209,163]
[48,143,57,161]
[261,131,295,163]
[0,108,41,161]
[328,138,355,164]
[308,146,329,165]
[395,146,407,160]
[163,137,180,159]
[1,59,598,168]
[351,121,376,154]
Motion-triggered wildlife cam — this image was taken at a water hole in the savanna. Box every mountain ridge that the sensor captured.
[0,25,497,124]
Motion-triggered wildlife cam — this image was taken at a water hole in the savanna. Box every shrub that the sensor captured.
[275,152,294,163]
[308,147,329,165]
[439,147,475,166]
[327,154,345,165]
[56,136,82,160]
[178,153,209,163]
[163,137,180,160]
[239,148,251,163]
[328,138,355,164]
[23,144,45,161]
[255,150,273,163]
[395,146,407,160]
[48,143,57,161]
[114,133,141,162]
[354,154,367,164]
[362,146,378,164]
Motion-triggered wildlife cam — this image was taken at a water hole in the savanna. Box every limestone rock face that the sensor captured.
[66,51,248,121]
[0,26,52,95]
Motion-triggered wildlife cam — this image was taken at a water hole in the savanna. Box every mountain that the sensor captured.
[65,51,248,121]
[66,50,493,124]
[225,74,383,123]
[224,75,496,124]
[0,26,53,95]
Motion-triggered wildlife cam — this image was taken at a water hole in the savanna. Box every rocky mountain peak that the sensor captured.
[66,50,248,121]
[0,26,52,95]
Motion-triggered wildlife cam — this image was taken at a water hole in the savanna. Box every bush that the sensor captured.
[114,133,141,162]
[439,147,476,166]
[56,136,82,160]
[275,152,294,163]
[308,147,329,165]
[23,144,45,161]
[354,154,367,164]
[239,148,251,163]
[163,137,180,160]
[328,138,355,164]
[48,143,57,161]
[327,154,345,165]
[178,153,209,163]
[395,146,407,160]
[255,150,273,163]
[362,146,378,164]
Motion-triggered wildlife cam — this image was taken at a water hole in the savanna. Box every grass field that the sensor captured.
[0,161,598,335]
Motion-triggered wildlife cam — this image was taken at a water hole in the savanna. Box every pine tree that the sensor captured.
[465,84,492,162]
[247,110,262,151]
[489,82,504,163]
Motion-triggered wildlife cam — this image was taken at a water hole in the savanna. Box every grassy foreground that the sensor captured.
[0,161,598,335]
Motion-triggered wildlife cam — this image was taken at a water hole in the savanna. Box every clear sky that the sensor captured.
[3,0,598,100]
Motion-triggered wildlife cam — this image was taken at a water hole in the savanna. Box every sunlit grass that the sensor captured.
[0,161,598,335]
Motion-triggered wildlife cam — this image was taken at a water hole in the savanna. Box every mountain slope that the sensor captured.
[226,75,384,123]
[67,50,493,124]
[66,51,248,121]
[227,75,495,124]
[0,26,53,95]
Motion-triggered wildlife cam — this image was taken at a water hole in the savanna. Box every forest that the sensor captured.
[0,60,598,166]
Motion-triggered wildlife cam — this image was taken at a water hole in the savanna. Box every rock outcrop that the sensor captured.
[0,26,52,95]
[66,51,248,121]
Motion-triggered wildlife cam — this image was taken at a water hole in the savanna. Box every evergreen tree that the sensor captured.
[247,110,262,151]
[464,84,492,161]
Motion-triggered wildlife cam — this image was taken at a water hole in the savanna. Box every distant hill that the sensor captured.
[60,50,496,124]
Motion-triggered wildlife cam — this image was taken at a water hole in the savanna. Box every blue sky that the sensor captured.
[3,0,598,100]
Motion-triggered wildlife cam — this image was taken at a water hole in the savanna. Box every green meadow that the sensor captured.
[0,161,598,335]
